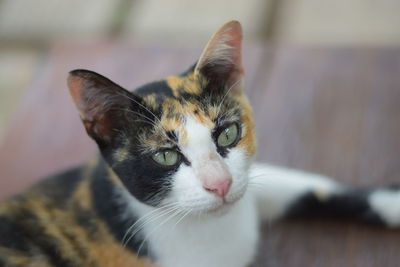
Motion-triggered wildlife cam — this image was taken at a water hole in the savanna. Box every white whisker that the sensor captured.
[216,78,241,118]
[136,208,182,257]
[122,202,178,244]
[122,204,180,247]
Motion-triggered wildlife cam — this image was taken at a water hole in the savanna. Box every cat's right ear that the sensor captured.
[67,69,138,145]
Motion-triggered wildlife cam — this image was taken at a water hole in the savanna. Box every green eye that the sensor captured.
[217,123,240,148]
[152,150,180,166]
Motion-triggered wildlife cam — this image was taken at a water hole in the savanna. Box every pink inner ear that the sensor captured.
[216,21,243,67]
[67,74,97,122]
[226,28,242,69]
[67,70,132,143]
[195,20,243,75]
[67,75,85,110]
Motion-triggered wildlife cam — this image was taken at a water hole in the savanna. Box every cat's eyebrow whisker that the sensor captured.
[132,119,157,127]
[116,92,179,145]
[116,92,180,147]
[160,129,180,148]
[112,107,180,147]
[112,108,158,128]
[117,93,184,148]
[116,92,162,124]
[127,111,157,126]
[216,78,241,117]
[116,93,178,145]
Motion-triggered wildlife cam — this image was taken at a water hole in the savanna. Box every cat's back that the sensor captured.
[0,166,153,267]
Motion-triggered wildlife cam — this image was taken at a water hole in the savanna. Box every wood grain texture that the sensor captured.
[0,43,399,266]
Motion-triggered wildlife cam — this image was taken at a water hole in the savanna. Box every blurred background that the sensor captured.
[1,1,400,266]
[1,0,400,138]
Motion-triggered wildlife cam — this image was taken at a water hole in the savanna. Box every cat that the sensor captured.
[1,20,400,267]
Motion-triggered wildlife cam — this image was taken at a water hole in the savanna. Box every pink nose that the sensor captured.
[203,178,232,198]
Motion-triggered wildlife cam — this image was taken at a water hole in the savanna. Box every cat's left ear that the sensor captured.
[194,20,243,93]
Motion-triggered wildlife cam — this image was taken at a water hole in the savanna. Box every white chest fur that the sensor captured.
[144,195,259,267]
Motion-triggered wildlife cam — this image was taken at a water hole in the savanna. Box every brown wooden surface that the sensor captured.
[0,42,399,266]
[251,48,400,267]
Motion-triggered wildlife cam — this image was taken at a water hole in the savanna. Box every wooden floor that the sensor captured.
[0,41,399,266]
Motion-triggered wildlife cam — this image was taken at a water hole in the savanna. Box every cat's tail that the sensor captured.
[249,162,400,227]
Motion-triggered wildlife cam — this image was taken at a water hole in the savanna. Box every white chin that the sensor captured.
[180,189,246,217]
[225,188,246,204]
[204,197,243,216]
[196,202,232,217]
[204,190,246,216]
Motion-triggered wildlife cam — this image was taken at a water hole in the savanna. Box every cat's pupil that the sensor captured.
[217,123,239,148]
[152,150,179,166]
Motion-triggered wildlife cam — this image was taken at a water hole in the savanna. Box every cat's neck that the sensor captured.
[89,158,151,256]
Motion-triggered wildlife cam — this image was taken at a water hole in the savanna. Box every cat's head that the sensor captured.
[68,20,256,215]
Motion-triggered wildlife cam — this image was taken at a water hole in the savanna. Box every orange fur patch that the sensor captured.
[235,94,256,156]
[143,94,158,109]
[166,74,202,97]
[0,173,155,267]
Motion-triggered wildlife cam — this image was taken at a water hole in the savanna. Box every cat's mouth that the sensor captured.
[178,198,233,217]
[171,183,248,216]
[201,192,244,215]
[207,201,233,215]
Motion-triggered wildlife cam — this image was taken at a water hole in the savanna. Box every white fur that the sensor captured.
[248,163,340,221]
[369,189,400,227]
[120,157,400,266]
[120,117,257,267]
[120,117,400,267]
[120,182,258,267]
[169,116,251,214]
[180,116,215,158]
[149,195,258,267]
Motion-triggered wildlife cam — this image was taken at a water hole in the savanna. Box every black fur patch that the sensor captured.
[386,184,400,191]
[113,153,176,206]
[32,167,84,206]
[0,216,31,252]
[90,161,150,256]
[99,120,177,206]
[135,80,173,98]
[286,190,384,225]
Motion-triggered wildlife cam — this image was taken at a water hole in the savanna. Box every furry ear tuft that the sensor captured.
[195,20,244,92]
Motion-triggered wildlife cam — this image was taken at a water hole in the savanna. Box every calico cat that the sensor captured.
[1,20,400,267]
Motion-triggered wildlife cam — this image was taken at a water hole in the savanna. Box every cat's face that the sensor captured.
[68,21,256,215]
